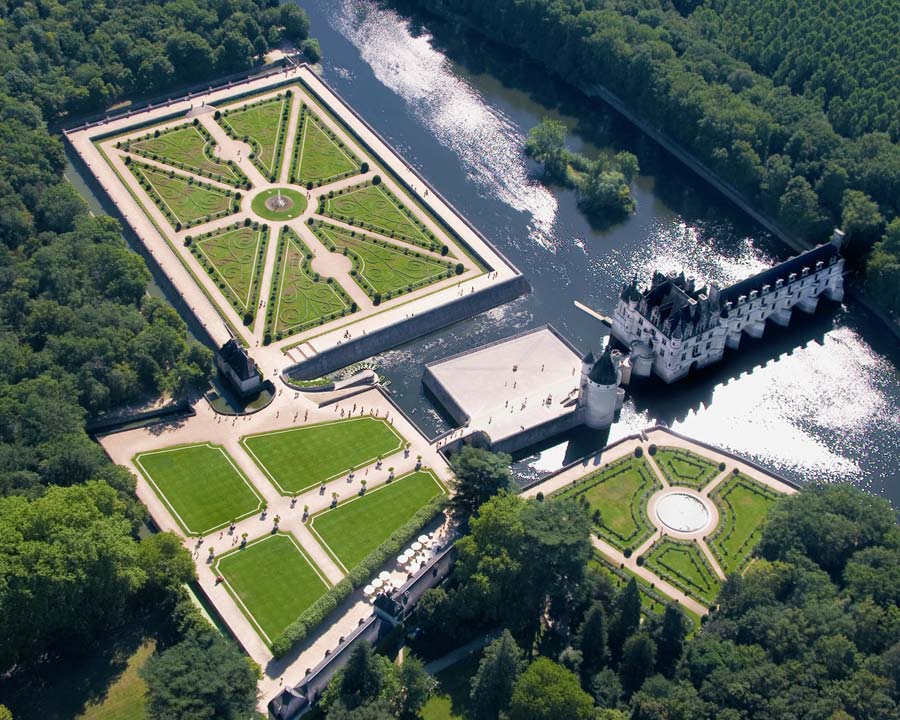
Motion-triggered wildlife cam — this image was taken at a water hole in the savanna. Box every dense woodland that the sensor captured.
[0,1,315,716]
[402,0,900,317]
[321,449,900,720]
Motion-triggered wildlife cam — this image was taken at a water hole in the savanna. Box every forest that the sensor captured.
[318,449,900,720]
[401,0,900,318]
[0,1,315,717]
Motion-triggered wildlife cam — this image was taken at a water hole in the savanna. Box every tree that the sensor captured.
[398,655,435,718]
[281,4,311,42]
[655,606,687,678]
[577,600,609,681]
[329,642,398,712]
[470,630,525,720]
[610,578,641,659]
[508,658,595,720]
[779,176,828,239]
[35,182,87,233]
[842,189,885,256]
[142,630,258,720]
[525,118,567,178]
[620,633,656,695]
[138,531,196,602]
[0,705,12,720]
[449,446,512,521]
[590,667,622,709]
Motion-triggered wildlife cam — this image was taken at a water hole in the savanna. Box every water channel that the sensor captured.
[291,0,900,502]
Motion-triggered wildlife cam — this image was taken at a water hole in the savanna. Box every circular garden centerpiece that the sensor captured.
[656,492,710,533]
[251,187,308,221]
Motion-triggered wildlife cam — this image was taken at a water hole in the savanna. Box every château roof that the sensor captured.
[582,350,595,364]
[219,339,258,381]
[588,345,618,385]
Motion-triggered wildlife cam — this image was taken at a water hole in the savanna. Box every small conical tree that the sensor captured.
[469,630,525,720]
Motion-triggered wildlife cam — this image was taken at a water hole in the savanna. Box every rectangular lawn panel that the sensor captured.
[709,473,780,575]
[310,469,446,572]
[219,94,290,179]
[192,225,268,314]
[292,105,361,184]
[126,123,247,186]
[556,456,660,552]
[134,443,263,536]
[645,538,721,606]
[129,161,235,228]
[653,447,721,490]
[269,227,355,338]
[314,222,452,299]
[240,416,406,494]
[215,533,329,644]
[320,182,447,254]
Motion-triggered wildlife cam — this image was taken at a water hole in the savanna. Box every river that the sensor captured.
[286,0,900,502]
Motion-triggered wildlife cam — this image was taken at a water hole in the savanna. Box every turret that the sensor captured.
[581,343,621,429]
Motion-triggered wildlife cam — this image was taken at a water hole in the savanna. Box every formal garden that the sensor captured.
[216,93,291,180]
[291,102,362,185]
[266,227,356,339]
[709,471,781,575]
[215,533,330,644]
[312,221,456,302]
[556,455,660,553]
[240,416,406,494]
[133,443,264,536]
[309,469,446,572]
[643,538,721,606]
[188,223,269,323]
[651,446,722,489]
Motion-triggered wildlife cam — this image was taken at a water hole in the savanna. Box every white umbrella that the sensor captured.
[378,570,391,581]
[372,578,383,589]
[417,535,429,544]
[397,554,407,565]
[363,584,374,596]
[411,541,423,552]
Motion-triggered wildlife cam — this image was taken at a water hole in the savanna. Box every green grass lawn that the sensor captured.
[309,469,445,571]
[127,124,246,186]
[270,228,354,337]
[420,652,482,720]
[645,538,721,606]
[709,473,780,575]
[556,456,660,551]
[130,162,234,227]
[292,108,360,184]
[240,416,406,494]
[215,533,330,644]
[133,443,264,536]
[251,187,307,221]
[321,183,441,252]
[653,447,721,490]
[219,95,290,179]
[77,639,154,720]
[192,226,267,313]
[314,223,451,299]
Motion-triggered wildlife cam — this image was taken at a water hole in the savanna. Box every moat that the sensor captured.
[292,0,900,502]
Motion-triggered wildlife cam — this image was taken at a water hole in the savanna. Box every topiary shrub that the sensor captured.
[372,174,381,185]
[648,444,657,456]
[455,263,464,275]
[360,162,369,173]
[634,446,644,458]
[719,462,726,471]
[623,548,633,558]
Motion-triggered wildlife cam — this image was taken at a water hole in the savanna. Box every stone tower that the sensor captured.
[580,343,622,429]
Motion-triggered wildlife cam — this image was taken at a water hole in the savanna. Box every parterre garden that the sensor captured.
[709,472,780,575]
[104,80,476,346]
[643,538,721,606]
[652,446,721,489]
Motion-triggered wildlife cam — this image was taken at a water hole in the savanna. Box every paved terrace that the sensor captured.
[522,426,797,618]
[424,326,582,446]
[98,384,453,708]
[65,65,523,380]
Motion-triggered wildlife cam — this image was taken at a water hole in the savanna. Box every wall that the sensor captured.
[286,275,530,379]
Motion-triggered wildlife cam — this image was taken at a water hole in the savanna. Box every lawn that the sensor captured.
[320,182,442,252]
[77,639,154,720]
[130,161,234,228]
[314,222,452,299]
[309,469,446,571]
[556,456,660,552]
[133,443,264,536]
[644,538,721,606]
[126,123,246,186]
[250,187,308,221]
[652,447,722,490]
[709,473,780,575]
[219,94,290,179]
[240,416,406,494]
[192,225,268,313]
[215,533,330,644]
[269,228,354,337]
[419,652,482,720]
[292,106,360,184]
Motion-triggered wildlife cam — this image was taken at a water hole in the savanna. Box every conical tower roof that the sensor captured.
[581,349,596,364]
[588,344,618,385]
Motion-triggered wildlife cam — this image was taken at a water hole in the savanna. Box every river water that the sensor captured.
[290,0,900,501]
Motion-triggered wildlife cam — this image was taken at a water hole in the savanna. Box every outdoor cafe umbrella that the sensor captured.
[378,570,391,581]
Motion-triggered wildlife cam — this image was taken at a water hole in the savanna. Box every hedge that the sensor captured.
[271,495,448,657]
